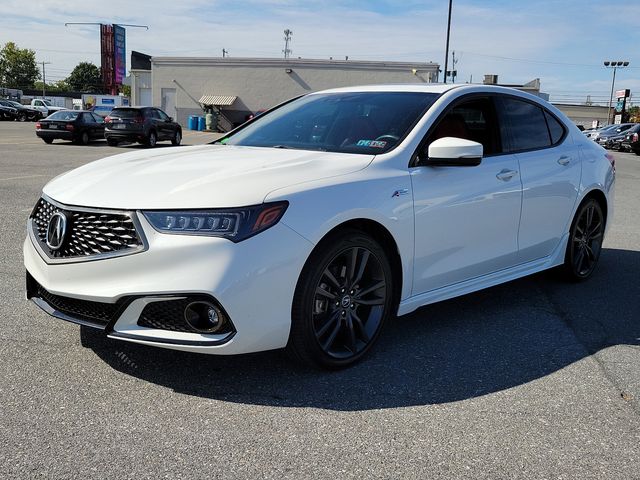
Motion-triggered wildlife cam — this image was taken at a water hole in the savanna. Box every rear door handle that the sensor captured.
[557,155,571,166]
[496,169,518,181]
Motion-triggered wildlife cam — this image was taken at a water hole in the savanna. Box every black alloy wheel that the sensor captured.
[288,230,394,368]
[563,199,605,281]
[172,129,182,146]
[146,131,157,147]
[79,131,90,145]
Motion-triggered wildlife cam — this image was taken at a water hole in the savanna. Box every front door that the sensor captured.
[411,96,522,295]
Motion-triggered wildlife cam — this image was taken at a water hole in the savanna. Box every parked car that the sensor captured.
[0,102,18,120]
[24,84,615,369]
[584,125,614,141]
[35,110,106,145]
[620,124,640,155]
[30,98,66,117]
[0,99,41,121]
[104,107,182,147]
[596,123,636,146]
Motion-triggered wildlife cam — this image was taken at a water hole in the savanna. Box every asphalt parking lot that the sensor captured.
[1,121,639,479]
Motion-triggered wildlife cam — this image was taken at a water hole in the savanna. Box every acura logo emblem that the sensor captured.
[46,212,68,250]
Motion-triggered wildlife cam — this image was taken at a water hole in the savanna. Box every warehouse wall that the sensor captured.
[151,58,439,127]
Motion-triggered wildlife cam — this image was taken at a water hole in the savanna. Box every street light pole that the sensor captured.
[443,0,453,83]
[604,60,629,124]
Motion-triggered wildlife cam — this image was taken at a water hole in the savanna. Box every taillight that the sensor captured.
[105,116,112,123]
[633,133,639,143]
[35,122,41,129]
[605,153,615,172]
[65,124,74,131]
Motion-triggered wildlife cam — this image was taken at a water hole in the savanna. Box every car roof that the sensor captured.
[314,83,462,95]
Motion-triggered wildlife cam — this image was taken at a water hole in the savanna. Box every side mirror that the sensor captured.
[424,137,483,167]
[167,117,173,122]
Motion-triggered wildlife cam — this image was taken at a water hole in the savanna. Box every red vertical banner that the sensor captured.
[100,24,115,94]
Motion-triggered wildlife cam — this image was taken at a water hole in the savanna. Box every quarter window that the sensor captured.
[544,111,565,145]
[500,98,551,152]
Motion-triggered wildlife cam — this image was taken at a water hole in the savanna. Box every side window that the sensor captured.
[499,97,551,152]
[424,97,501,156]
[91,113,104,123]
[155,109,169,121]
[544,110,565,145]
[79,113,90,123]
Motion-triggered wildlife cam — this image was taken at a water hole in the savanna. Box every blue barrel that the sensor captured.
[197,116,205,131]
[188,115,197,130]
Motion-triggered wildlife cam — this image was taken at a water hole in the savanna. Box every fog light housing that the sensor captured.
[184,301,226,333]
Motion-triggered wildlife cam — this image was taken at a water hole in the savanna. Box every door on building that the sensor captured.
[161,88,177,120]
[139,88,152,107]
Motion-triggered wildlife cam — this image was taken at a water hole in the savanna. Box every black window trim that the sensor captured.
[496,94,568,155]
[410,93,507,168]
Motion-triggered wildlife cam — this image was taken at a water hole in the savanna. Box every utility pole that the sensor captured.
[222,48,228,58]
[283,29,293,59]
[443,0,453,83]
[40,61,51,99]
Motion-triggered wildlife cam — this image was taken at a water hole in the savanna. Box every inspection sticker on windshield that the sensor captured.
[357,139,387,148]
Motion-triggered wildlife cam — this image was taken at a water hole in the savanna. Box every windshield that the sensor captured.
[43,100,53,106]
[224,91,439,154]
[47,110,78,121]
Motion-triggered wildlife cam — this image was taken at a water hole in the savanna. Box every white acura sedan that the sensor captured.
[25,84,615,368]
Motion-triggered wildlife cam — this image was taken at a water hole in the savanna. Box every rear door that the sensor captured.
[496,96,581,262]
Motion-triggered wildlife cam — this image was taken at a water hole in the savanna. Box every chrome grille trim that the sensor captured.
[28,194,148,264]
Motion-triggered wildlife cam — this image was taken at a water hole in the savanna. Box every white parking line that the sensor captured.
[0,174,46,181]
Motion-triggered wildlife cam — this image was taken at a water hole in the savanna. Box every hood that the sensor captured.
[43,145,374,209]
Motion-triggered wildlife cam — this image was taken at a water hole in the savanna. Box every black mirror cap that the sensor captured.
[424,155,482,167]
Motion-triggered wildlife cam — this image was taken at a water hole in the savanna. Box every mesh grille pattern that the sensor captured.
[30,197,143,260]
[138,299,197,333]
[35,283,120,327]
[138,299,234,334]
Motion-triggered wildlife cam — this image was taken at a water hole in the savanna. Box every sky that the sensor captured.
[2,0,639,106]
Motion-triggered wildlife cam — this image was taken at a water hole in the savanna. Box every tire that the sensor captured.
[562,198,605,281]
[107,138,119,147]
[634,150,640,156]
[171,129,182,146]
[286,229,394,369]
[42,138,53,144]
[17,113,26,122]
[145,130,157,148]
[78,131,90,145]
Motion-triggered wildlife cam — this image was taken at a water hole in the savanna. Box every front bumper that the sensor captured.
[24,213,314,355]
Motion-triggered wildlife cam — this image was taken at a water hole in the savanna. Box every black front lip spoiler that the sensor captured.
[30,296,107,330]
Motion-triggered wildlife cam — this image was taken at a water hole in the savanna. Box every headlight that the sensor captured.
[142,201,288,242]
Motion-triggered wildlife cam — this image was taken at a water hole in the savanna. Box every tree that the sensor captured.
[0,42,40,88]
[34,80,71,93]
[66,62,102,92]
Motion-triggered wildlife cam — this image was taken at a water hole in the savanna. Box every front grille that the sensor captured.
[30,197,144,261]
[29,277,122,328]
[138,298,234,334]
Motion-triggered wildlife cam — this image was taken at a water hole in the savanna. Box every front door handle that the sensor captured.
[496,169,518,181]
[557,155,571,166]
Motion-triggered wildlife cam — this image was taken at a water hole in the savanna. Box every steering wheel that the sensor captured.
[375,134,400,142]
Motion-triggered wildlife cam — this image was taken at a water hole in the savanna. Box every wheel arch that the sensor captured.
[311,218,403,312]
[580,188,608,227]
